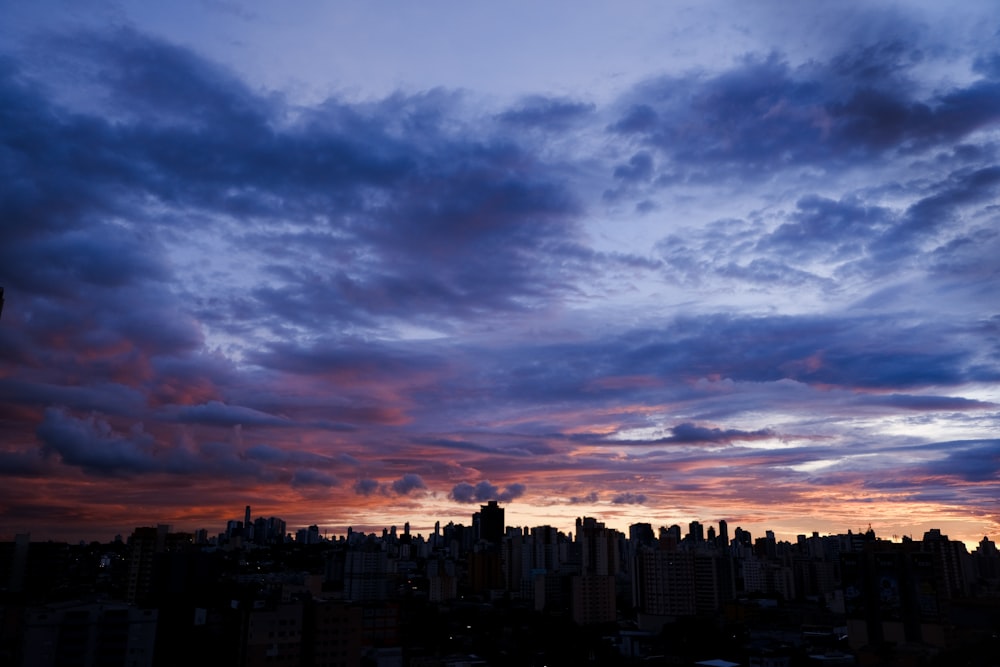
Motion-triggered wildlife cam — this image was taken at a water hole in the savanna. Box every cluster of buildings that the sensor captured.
[1,503,999,666]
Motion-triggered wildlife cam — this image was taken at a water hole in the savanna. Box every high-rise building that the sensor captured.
[478,500,504,546]
[634,547,696,631]
[244,505,253,542]
[344,546,391,601]
[127,525,168,604]
[687,520,704,544]
[572,517,621,625]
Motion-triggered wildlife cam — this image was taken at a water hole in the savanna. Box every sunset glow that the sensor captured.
[1,1,998,549]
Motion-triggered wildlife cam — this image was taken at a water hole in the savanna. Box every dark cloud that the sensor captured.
[759,195,893,262]
[923,440,1000,483]
[660,423,775,445]
[166,401,290,427]
[1,29,595,347]
[451,480,526,503]
[390,473,427,496]
[613,152,654,182]
[483,313,996,407]
[875,165,1000,257]
[354,478,380,496]
[1,13,997,542]
[291,469,338,488]
[611,492,647,505]
[609,43,1000,179]
[0,450,47,477]
[243,444,335,468]
[351,474,427,497]
[497,96,595,128]
[36,408,165,476]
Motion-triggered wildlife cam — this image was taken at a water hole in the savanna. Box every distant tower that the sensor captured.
[244,505,251,527]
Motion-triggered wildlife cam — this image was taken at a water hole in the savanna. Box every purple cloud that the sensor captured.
[451,480,527,503]
[611,493,647,505]
[390,473,427,496]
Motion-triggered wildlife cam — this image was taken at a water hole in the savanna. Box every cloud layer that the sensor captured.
[0,4,998,544]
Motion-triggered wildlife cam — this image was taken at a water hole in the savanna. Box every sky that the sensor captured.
[1,0,998,547]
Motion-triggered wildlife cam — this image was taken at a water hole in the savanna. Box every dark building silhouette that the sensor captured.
[477,501,504,546]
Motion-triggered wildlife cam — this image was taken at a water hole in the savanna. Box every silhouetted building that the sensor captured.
[127,525,169,605]
[572,518,620,625]
[972,535,1000,590]
[477,501,504,546]
[688,520,704,544]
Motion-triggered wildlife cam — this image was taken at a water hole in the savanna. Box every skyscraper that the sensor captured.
[478,500,504,546]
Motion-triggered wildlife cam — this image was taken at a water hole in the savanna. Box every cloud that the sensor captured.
[613,152,654,183]
[354,478,380,496]
[611,492,647,505]
[291,469,338,487]
[36,408,161,475]
[497,96,595,129]
[390,473,427,496]
[609,42,1000,179]
[921,440,1000,483]
[661,423,775,445]
[1,11,998,544]
[451,480,526,503]
[352,474,428,497]
[165,401,290,427]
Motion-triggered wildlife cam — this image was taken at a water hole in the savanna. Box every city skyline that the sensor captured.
[1,1,999,547]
